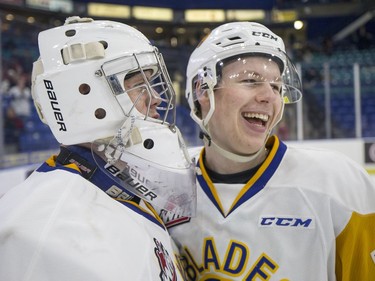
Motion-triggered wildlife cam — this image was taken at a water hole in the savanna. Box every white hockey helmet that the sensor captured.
[186,21,302,139]
[32,16,175,145]
[32,17,196,216]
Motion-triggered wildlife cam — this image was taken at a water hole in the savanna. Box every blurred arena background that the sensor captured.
[0,0,374,185]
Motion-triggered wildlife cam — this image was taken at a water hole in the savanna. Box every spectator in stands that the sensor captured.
[3,105,23,152]
[1,60,32,151]
[8,72,32,121]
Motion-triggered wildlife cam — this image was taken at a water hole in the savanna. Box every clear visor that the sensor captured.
[91,124,197,217]
[102,51,176,124]
[213,48,302,104]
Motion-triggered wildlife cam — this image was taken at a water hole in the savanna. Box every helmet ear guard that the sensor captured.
[199,66,215,90]
[188,66,217,136]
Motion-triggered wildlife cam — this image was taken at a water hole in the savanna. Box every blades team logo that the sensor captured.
[154,238,177,281]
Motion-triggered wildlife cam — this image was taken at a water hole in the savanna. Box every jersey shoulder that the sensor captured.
[285,143,365,172]
[281,143,375,213]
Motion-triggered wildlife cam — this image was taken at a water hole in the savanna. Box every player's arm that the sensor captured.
[335,211,375,281]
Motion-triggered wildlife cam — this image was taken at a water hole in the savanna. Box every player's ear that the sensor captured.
[195,80,209,105]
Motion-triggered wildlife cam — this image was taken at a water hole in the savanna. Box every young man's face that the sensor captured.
[124,70,161,119]
[204,56,284,155]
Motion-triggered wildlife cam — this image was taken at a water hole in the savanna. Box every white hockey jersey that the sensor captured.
[163,135,375,281]
[0,150,185,281]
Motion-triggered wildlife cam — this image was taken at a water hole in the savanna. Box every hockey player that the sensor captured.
[0,17,196,280]
[163,22,375,280]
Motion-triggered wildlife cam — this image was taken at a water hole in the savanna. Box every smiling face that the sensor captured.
[124,70,161,119]
[200,56,284,156]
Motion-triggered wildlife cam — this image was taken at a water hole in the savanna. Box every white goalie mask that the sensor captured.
[186,21,302,139]
[31,16,196,216]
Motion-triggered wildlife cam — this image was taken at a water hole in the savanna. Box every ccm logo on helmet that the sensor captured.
[43,80,67,132]
[252,31,278,42]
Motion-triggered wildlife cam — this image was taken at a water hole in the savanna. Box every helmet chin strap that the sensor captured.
[201,130,269,163]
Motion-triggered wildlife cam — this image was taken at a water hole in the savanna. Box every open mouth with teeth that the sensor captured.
[242,112,269,127]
